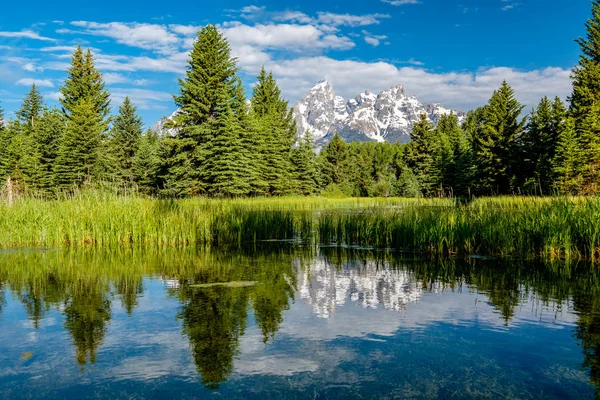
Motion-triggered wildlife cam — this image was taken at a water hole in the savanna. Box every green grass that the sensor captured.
[0,191,599,261]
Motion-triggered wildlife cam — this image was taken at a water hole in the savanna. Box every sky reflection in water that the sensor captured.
[0,248,596,399]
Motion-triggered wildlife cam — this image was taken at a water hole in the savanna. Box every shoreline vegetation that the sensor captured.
[1,192,600,262]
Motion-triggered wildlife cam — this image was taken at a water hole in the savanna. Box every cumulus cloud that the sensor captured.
[68,21,181,54]
[15,78,54,87]
[0,30,56,41]
[223,23,354,51]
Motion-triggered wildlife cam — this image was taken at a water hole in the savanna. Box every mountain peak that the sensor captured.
[293,80,465,146]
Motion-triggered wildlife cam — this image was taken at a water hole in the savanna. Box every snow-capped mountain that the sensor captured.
[294,80,466,145]
[150,109,179,137]
[295,258,443,318]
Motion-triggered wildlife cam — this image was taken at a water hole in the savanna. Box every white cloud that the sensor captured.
[501,0,521,11]
[22,62,43,72]
[362,31,388,47]
[315,12,390,27]
[68,21,181,54]
[39,45,79,52]
[133,79,154,86]
[45,91,63,101]
[365,37,381,47]
[168,24,200,36]
[381,0,421,5]
[111,88,173,110]
[223,23,354,51]
[15,78,54,88]
[104,72,129,84]
[0,30,56,41]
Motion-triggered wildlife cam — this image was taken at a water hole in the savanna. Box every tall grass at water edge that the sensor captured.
[0,191,599,261]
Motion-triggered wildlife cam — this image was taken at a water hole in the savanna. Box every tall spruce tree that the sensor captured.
[553,117,584,194]
[111,97,143,184]
[133,131,161,195]
[569,0,600,192]
[319,133,349,186]
[406,114,439,196]
[472,81,525,194]
[17,84,43,130]
[162,25,240,196]
[60,47,110,125]
[292,132,320,195]
[34,108,64,192]
[54,98,104,189]
[202,80,255,197]
[56,47,110,189]
[521,97,566,194]
[251,67,296,195]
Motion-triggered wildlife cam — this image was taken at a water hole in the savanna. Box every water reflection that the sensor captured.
[0,247,598,398]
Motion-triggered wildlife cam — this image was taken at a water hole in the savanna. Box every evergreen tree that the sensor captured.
[569,0,600,192]
[319,133,350,186]
[111,97,143,183]
[251,67,296,195]
[553,118,584,194]
[54,98,104,189]
[162,25,239,196]
[60,47,110,126]
[34,108,64,191]
[17,84,43,130]
[133,131,161,195]
[406,114,439,195]
[292,131,320,195]
[202,84,254,197]
[521,97,566,194]
[472,81,525,194]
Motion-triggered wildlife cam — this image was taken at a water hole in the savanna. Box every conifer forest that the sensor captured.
[2,2,600,199]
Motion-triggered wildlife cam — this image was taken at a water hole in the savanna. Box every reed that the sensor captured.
[0,190,599,261]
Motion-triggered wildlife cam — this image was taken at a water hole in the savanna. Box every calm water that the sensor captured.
[0,247,598,399]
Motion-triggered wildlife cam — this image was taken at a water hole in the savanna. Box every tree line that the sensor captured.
[1,1,600,198]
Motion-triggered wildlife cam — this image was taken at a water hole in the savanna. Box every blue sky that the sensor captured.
[0,0,591,127]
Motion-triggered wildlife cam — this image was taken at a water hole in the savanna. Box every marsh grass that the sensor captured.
[0,191,599,261]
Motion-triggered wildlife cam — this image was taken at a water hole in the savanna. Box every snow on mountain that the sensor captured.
[150,109,180,137]
[294,80,466,145]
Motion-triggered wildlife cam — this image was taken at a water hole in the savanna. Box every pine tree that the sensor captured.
[571,0,600,122]
[162,25,239,196]
[34,108,64,192]
[133,131,161,195]
[521,97,566,194]
[251,67,296,195]
[569,0,600,192]
[202,84,254,197]
[60,47,110,126]
[56,47,111,189]
[17,84,43,130]
[292,131,320,195]
[472,81,525,194]
[319,133,349,186]
[406,114,439,195]
[54,98,104,189]
[111,97,143,184]
[553,118,584,194]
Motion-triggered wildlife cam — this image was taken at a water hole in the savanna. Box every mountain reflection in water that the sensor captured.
[0,247,598,399]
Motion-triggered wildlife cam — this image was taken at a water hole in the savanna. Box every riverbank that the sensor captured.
[0,193,598,261]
